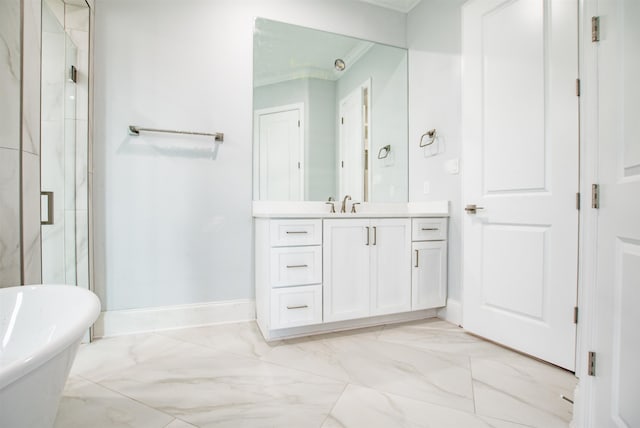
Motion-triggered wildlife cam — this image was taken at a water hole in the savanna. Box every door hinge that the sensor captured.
[573,306,579,324]
[592,184,600,209]
[576,192,580,210]
[588,351,596,376]
[576,78,581,97]
[592,16,600,42]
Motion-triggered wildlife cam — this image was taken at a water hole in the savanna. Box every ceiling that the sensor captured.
[254,19,374,87]
[355,0,421,13]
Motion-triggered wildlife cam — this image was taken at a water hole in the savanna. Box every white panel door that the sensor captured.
[257,107,302,200]
[323,219,371,322]
[589,0,640,425]
[462,0,579,370]
[370,219,411,316]
[339,87,364,201]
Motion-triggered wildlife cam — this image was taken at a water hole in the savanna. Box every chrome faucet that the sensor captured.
[341,195,351,213]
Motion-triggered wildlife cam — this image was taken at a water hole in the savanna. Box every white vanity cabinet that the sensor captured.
[254,209,448,341]
[323,218,411,322]
[411,218,448,310]
[255,219,323,333]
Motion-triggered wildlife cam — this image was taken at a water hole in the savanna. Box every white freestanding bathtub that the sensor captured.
[0,285,101,427]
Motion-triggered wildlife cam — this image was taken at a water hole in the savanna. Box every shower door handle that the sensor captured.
[41,191,54,225]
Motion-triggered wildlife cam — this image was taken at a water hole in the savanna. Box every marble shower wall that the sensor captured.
[0,0,22,287]
[0,0,42,287]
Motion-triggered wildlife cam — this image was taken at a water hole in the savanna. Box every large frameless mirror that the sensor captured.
[253,18,408,203]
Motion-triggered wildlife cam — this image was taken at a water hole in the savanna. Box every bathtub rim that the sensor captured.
[0,285,101,390]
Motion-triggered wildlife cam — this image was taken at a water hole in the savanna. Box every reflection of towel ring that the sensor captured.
[378,145,391,159]
[419,129,437,147]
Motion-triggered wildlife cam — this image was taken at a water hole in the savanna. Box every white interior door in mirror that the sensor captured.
[256,104,304,200]
[462,0,579,370]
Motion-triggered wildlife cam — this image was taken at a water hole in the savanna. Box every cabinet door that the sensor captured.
[323,219,371,322]
[370,219,411,316]
[412,241,447,310]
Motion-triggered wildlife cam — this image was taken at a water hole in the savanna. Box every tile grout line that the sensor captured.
[69,373,190,424]
[319,382,350,428]
[472,378,569,424]
[469,355,477,414]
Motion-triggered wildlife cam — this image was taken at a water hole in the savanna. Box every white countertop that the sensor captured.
[252,201,449,218]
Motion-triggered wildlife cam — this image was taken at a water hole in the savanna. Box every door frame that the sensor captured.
[573,0,612,425]
[253,103,305,200]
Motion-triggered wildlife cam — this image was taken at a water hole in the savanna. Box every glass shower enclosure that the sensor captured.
[40,0,90,289]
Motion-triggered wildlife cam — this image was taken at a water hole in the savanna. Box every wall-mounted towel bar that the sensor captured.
[128,125,224,142]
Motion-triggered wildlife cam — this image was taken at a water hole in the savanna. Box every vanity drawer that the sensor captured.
[270,285,322,329]
[412,218,448,241]
[270,246,322,287]
[270,219,322,247]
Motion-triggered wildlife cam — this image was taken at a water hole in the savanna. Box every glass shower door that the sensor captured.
[40,0,89,288]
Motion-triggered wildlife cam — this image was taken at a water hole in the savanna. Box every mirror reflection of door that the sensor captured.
[256,104,304,200]
[339,80,371,202]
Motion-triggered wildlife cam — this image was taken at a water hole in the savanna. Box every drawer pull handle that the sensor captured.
[421,228,439,231]
[286,305,309,310]
[286,264,308,269]
[286,231,308,234]
[415,249,419,267]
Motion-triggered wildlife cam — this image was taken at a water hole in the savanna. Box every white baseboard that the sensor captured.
[93,299,256,338]
[437,298,462,326]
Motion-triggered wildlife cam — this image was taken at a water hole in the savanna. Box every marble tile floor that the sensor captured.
[54,319,577,428]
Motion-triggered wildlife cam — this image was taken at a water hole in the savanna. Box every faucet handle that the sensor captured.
[351,202,360,213]
[325,201,336,213]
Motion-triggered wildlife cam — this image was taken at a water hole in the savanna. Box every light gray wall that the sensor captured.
[307,78,336,200]
[336,44,408,202]
[407,0,465,302]
[93,0,406,310]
